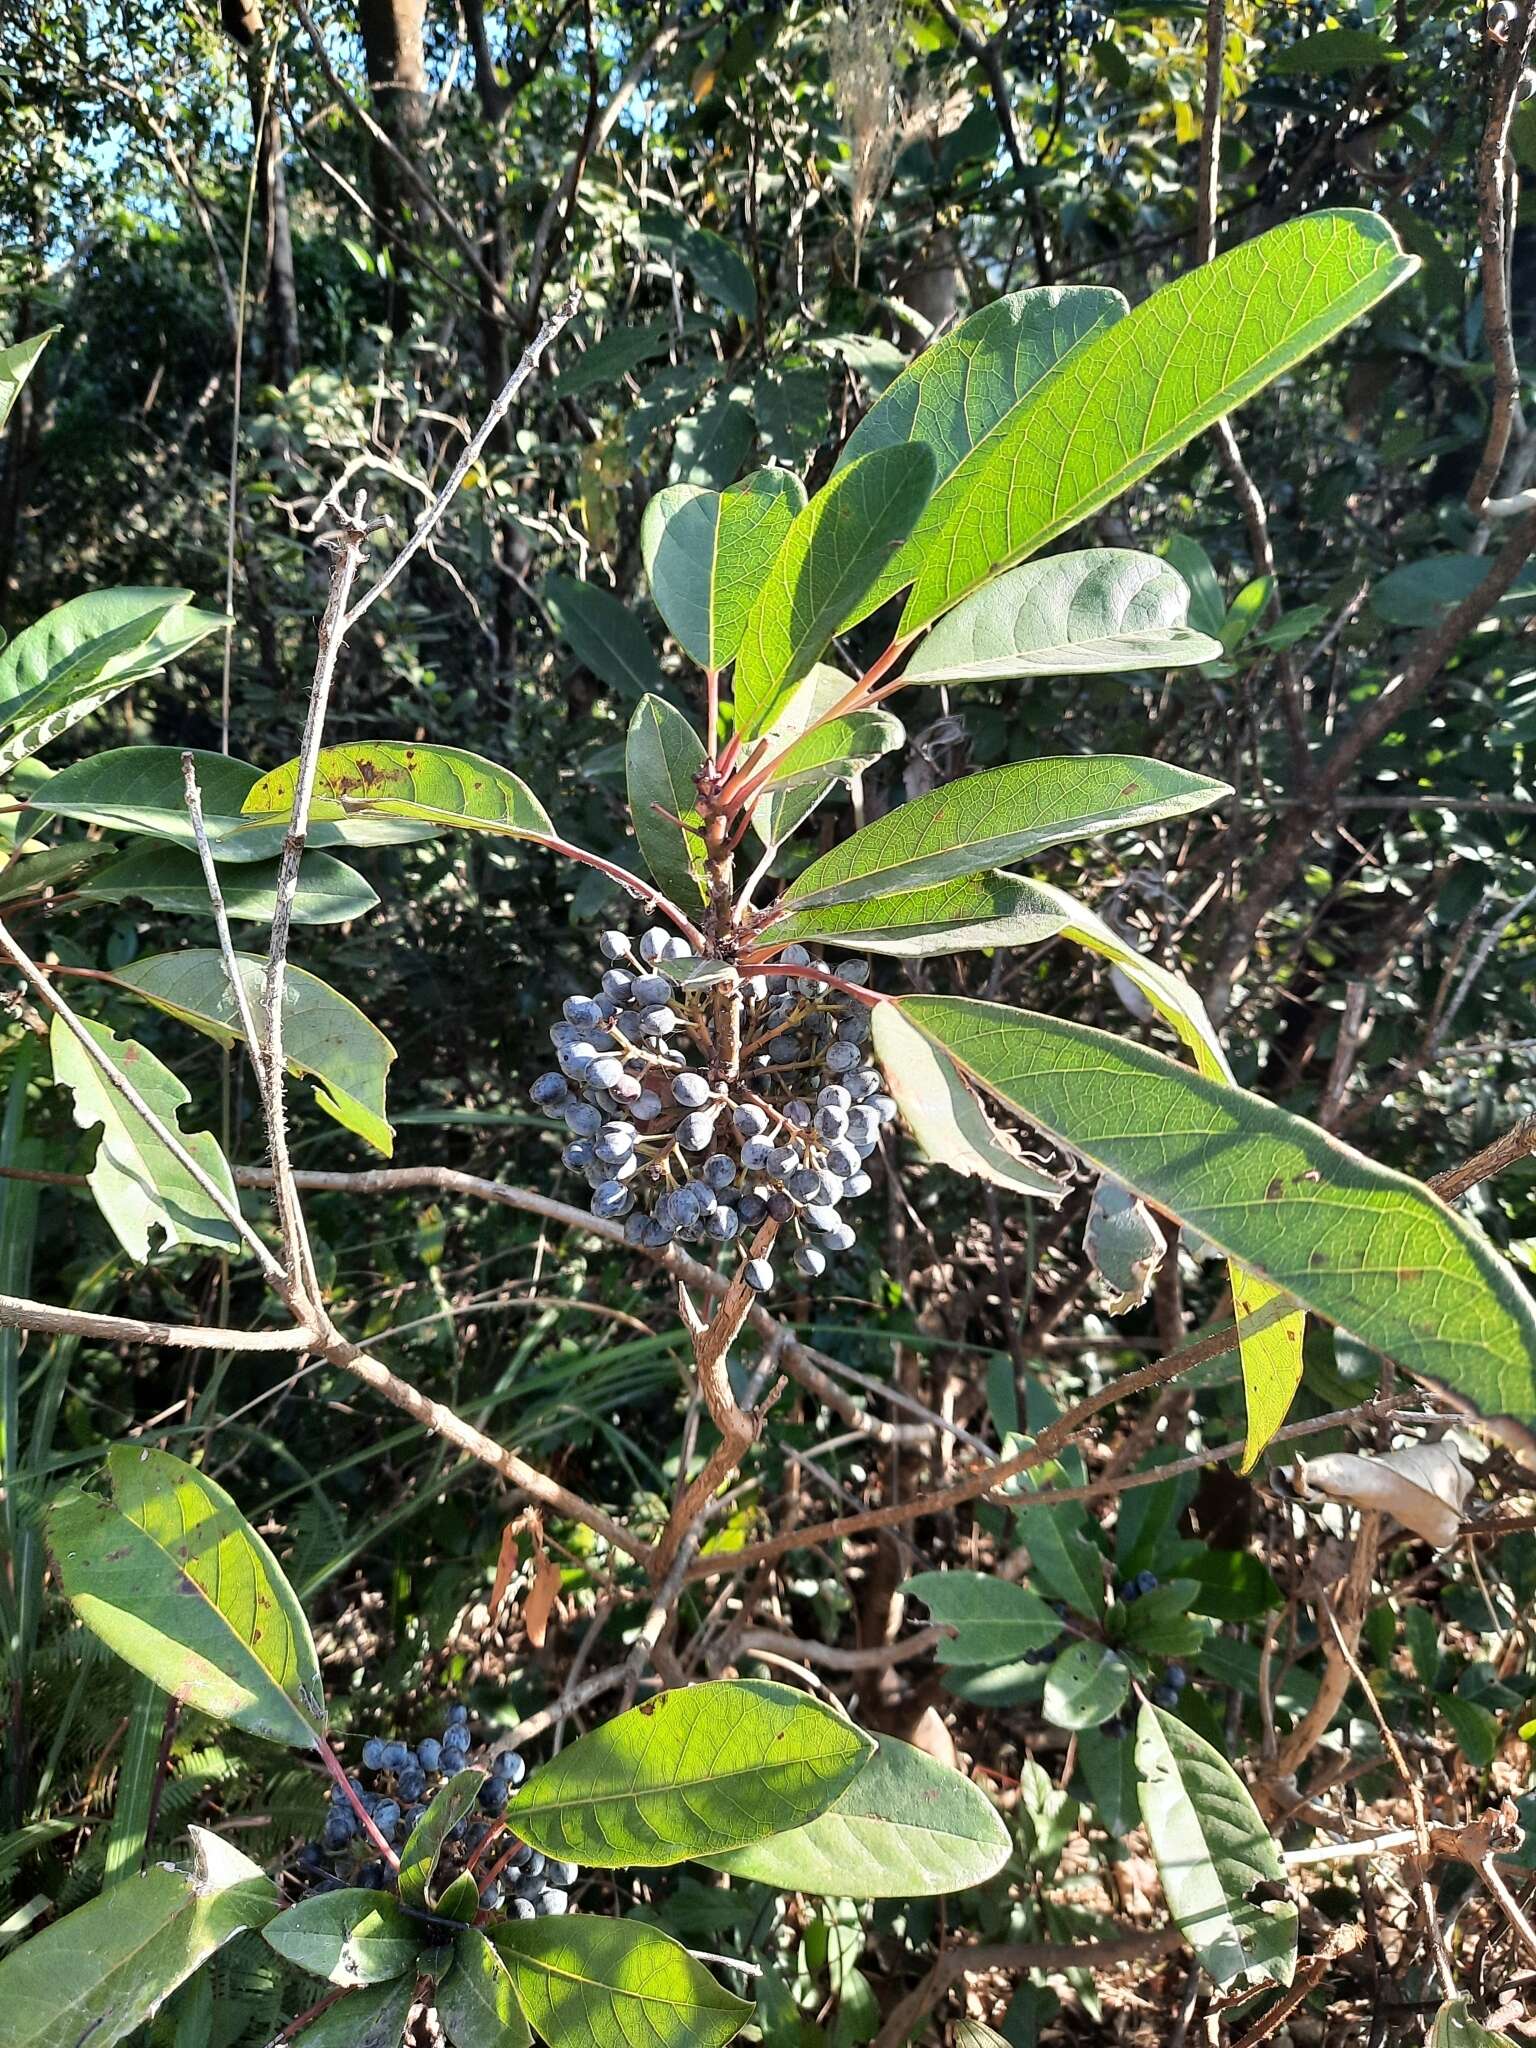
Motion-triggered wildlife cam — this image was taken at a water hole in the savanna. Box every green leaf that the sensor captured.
[762,867,1068,958]
[114,950,396,1158]
[894,995,1536,1451]
[78,844,379,925]
[398,1768,484,1911]
[1160,535,1227,639]
[1077,1724,1140,1839]
[748,665,903,850]
[834,287,1126,625]
[263,1891,420,1987]
[0,329,54,437]
[904,550,1222,685]
[905,1570,1063,1663]
[1043,1643,1130,1731]
[626,696,707,907]
[732,445,937,737]
[1267,26,1403,73]
[760,706,904,796]
[1429,1998,1520,2048]
[1013,1503,1105,1620]
[782,756,1228,911]
[669,389,754,489]
[1113,1582,1210,1659]
[290,1977,415,2048]
[508,1679,873,1867]
[492,1916,751,2048]
[437,1928,533,2048]
[550,320,674,400]
[642,472,805,671]
[50,1016,242,1261]
[0,1828,276,2048]
[892,213,1416,634]
[1135,1703,1297,1990]
[1437,1693,1499,1769]
[22,747,436,862]
[1030,879,1304,1464]
[45,1446,325,1749]
[0,589,227,773]
[870,1002,1066,1200]
[242,742,552,847]
[1370,553,1536,629]
[545,574,664,698]
[646,218,758,323]
[705,1732,1010,1897]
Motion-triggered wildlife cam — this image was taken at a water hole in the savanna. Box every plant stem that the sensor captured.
[314,1732,400,1869]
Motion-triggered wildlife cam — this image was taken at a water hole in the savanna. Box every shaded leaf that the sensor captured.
[550,320,673,400]
[545,574,664,697]
[263,1891,420,1987]
[732,445,936,737]
[292,1977,415,2048]
[762,867,1068,958]
[871,1002,1065,1200]
[669,389,753,489]
[1437,1693,1499,1769]
[642,471,806,670]
[0,1829,276,2048]
[398,1769,484,1911]
[50,1016,242,1260]
[509,1679,873,1866]
[1370,553,1536,629]
[1430,1998,1519,2047]
[905,550,1222,685]
[437,1927,533,2048]
[1136,1703,1297,1989]
[1267,25,1403,73]
[896,995,1536,1452]
[45,1446,325,1749]
[626,696,707,907]
[79,844,378,926]
[705,1733,1010,1898]
[749,665,903,849]
[905,1571,1063,1663]
[115,950,396,1158]
[492,1916,751,2048]
[781,756,1227,911]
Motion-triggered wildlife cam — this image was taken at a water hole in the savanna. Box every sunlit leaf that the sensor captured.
[0,329,54,437]
[1043,1643,1130,1731]
[437,1928,533,2048]
[642,470,805,669]
[1429,1997,1521,2047]
[492,1916,751,2048]
[262,1890,420,1986]
[242,742,551,846]
[761,868,1068,958]
[905,1571,1063,1662]
[872,1002,1065,1200]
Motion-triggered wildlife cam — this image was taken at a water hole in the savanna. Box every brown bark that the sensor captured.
[358,0,430,258]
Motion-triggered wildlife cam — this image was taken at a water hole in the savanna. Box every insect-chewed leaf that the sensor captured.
[50,1015,243,1261]
[45,1446,325,1749]
[626,695,707,907]
[0,1828,276,2048]
[732,444,936,737]
[781,756,1228,911]
[891,212,1416,632]
[113,949,396,1158]
[834,286,1126,626]
[761,868,1067,958]
[436,1928,533,2048]
[895,994,1536,1453]
[262,1890,421,1987]
[905,550,1221,684]
[398,1768,484,1909]
[1135,1704,1297,1990]
[704,1733,1010,1898]
[508,1679,873,1866]
[642,470,805,669]
[78,843,378,926]
[492,1917,752,2048]
[872,1002,1064,1199]
[905,1570,1063,1664]
[242,742,552,844]
[1043,1643,1130,1731]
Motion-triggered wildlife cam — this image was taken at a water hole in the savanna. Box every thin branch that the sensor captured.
[0,1294,314,1351]
[1467,1,1536,516]
[182,754,268,1101]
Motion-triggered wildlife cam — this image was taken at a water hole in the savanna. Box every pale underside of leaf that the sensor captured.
[759,868,1069,958]
[872,1002,1065,1200]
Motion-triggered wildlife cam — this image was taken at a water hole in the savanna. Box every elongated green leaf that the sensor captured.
[835,287,1126,625]
[732,444,936,736]
[871,1002,1065,1199]
[782,756,1227,911]
[0,842,99,905]
[642,471,805,669]
[905,550,1221,684]
[1013,1503,1105,1620]
[0,1829,276,2048]
[1370,553,1536,628]
[22,747,435,862]
[761,706,904,796]
[1043,1643,1129,1731]
[50,1016,242,1260]
[263,1891,419,1987]
[899,995,1536,1450]
[1429,1998,1520,2048]
[550,319,673,400]
[289,1976,415,2048]
[545,574,664,697]
[509,1680,873,1866]
[0,589,227,772]
[79,844,379,925]
[705,1733,1010,1897]
[114,950,396,1157]
[905,1571,1063,1663]
[742,663,880,848]
[438,1928,533,2048]
[242,742,552,846]
[492,1917,751,2048]
[398,1768,483,1910]
[626,696,707,907]
[46,1446,324,1747]
[1031,880,1305,1464]
[0,330,54,438]
[762,868,1068,958]
[895,214,1414,632]
[1135,1703,1296,1989]
[1268,25,1402,74]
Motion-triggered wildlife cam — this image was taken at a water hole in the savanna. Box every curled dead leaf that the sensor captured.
[1282,1440,1473,1550]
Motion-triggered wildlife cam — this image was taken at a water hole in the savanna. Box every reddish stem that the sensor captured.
[523,835,705,947]
[721,635,913,817]
[713,735,772,812]
[464,1816,506,1878]
[315,1733,401,1869]
[743,959,886,1007]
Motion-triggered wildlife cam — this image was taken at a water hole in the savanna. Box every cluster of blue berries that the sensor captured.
[1117,1573,1190,1712]
[301,1704,578,1917]
[529,929,897,1294]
